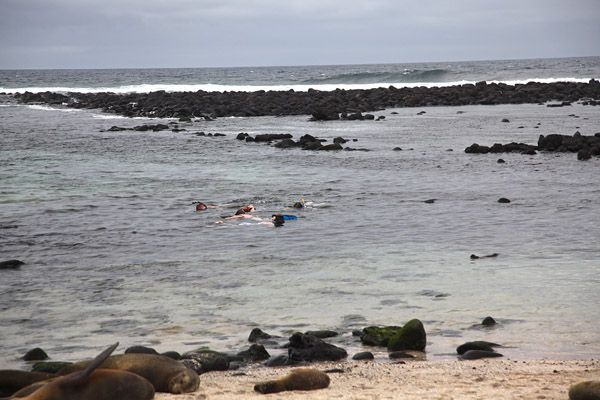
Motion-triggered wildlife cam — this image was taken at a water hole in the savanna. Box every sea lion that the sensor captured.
[569,381,600,400]
[0,370,57,397]
[4,343,154,400]
[58,353,199,394]
[254,368,330,394]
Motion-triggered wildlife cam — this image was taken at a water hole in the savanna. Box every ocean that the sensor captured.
[1,57,599,368]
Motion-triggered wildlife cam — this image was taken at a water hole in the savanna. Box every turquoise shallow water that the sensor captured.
[1,97,599,367]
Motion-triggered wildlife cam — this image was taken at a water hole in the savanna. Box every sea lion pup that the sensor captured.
[6,342,154,400]
[58,352,199,394]
[0,371,57,397]
[254,368,330,394]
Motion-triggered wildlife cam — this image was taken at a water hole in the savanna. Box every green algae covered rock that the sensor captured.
[32,361,72,373]
[387,319,426,351]
[360,326,403,347]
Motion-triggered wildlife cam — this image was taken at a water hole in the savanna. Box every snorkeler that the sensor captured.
[224,205,256,219]
[195,202,208,211]
[293,199,306,208]
[193,201,218,211]
[272,213,298,226]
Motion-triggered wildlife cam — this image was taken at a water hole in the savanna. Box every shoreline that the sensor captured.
[10,80,600,119]
[156,359,600,399]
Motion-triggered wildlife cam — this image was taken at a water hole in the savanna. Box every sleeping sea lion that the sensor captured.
[0,370,57,397]
[254,368,330,394]
[58,352,199,394]
[5,342,154,400]
[569,381,600,400]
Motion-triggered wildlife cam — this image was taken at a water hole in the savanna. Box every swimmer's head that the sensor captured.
[196,202,207,211]
[272,214,285,227]
[242,205,255,213]
[235,208,246,215]
[293,202,304,208]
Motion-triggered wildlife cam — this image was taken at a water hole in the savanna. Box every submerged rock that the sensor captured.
[0,259,24,270]
[460,350,503,360]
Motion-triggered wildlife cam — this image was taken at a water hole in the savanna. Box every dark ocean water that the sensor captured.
[1,57,599,368]
[1,56,599,94]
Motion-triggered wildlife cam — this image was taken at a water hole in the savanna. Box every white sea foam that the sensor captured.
[26,104,81,112]
[0,77,592,94]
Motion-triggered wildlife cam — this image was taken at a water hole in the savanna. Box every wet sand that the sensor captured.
[157,359,599,399]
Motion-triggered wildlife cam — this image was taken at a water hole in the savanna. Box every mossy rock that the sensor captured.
[23,347,49,361]
[32,361,72,373]
[360,326,403,347]
[387,319,426,351]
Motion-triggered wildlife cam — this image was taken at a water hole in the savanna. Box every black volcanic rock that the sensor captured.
[15,80,600,119]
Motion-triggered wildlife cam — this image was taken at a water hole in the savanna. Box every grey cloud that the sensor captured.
[0,0,598,68]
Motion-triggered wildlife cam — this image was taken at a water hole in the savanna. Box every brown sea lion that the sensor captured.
[5,343,154,400]
[254,368,330,394]
[58,353,199,394]
[569,381,600,400]
[0,370,57,397]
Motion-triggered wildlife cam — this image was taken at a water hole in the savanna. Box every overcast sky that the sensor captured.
[0,0,598,69]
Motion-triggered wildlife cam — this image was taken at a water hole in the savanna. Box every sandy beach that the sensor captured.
[155,359,599,400]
